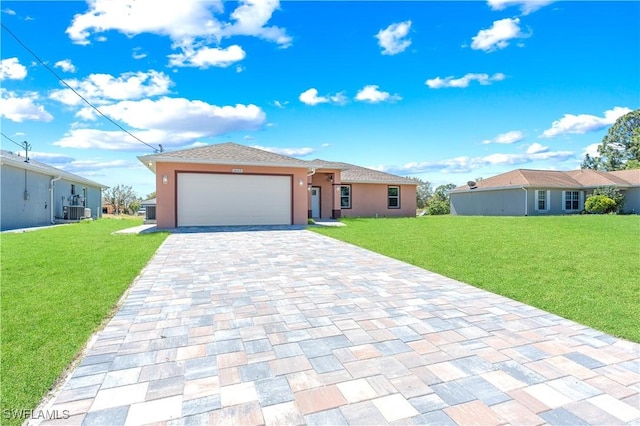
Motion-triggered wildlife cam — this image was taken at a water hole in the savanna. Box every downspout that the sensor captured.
[307,168,316,177]
[50,176,62,224]
[521,187,527,216]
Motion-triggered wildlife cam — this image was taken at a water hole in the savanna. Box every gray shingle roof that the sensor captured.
[140,142,311,168]
[451,168,639,192]
[311,159,418,184]
[0,149,105,188]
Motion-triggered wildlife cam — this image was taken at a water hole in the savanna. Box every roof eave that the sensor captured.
[138,156,312,171]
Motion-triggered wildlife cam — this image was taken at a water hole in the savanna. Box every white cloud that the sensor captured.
[330,92,348,105]
[29,151,76,165]
[0,57,27,80]
[62,158,139,173]
[375,21,412,55]
[65,0,291,70]
[55,97,266,151]
[487,0,554,15]
[299,88,347,106]
[273,100,289,108]
[541,107,632,138]
[299,88,328,106]
[0,89,53,122]
[54,59,77,73]
[482,130,524,145]
[526,142,548,154]
[2,8,16,15]
[471,18,528,52]
[355,85,401,103]
[583,143,600,158]
[168,44,246,68]
[132,48,147,60]
[49,70,173,106]
[426,72,506,89]
[221,0,292,47]
[250,145,314,157]
[387,149,574,175]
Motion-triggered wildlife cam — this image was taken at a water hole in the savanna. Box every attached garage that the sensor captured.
[177,173,292,226]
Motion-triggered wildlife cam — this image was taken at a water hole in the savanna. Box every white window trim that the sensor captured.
[535,190,550,212]
[562,190,583,212]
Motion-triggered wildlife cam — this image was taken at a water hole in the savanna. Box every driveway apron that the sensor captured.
[37,229,640,425]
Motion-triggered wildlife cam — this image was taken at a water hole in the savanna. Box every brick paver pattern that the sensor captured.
[37,229,640,425]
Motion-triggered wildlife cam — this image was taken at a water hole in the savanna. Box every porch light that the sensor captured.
[298,178,304,187]
[162,174,168,184]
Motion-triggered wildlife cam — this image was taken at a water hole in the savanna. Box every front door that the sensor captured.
[311,186,320,218]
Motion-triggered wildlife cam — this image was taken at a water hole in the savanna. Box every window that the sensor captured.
[71,184,76,195]
[563,190,580,211]
[535,190,549,211]
[388,186,400,209]
[340,185,351,209]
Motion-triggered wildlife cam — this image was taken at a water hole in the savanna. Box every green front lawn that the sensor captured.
[1,219,168,423]
[311,215,640,342]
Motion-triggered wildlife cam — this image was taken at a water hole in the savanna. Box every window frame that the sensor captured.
[340,184,351,209]
[534,189,550,212]
[387,185,400,209]
[563,190,581,211]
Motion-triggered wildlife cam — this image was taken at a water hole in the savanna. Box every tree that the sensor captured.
[145,191,156,200]
[103,184,139,215]
[426,183,456,215]
[582,109,640,171]
[412,178,432,209]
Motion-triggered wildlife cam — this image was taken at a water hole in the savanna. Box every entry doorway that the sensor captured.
[311,186,321,218]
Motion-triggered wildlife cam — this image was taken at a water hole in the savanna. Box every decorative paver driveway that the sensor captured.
[38,229,639,425]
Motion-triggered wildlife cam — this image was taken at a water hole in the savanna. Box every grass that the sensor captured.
[1,218,168,423]
[311,215,640,342]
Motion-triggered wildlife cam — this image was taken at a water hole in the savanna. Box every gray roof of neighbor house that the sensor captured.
[141,198,156,206]
[139,142,312,171]
[451,168,640,193]
[0,149,105,188]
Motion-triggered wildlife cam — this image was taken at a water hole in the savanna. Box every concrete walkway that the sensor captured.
[37,229,639,425]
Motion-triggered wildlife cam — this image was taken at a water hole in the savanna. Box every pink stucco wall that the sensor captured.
[154,162,309,228]
[341,183,417,218]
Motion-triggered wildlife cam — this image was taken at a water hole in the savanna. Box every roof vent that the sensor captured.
[467,180,477,189]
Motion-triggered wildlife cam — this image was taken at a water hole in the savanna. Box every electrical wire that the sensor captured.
[1,23,161,153]
[1,132,27,149]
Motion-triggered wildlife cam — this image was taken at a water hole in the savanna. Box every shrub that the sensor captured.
[585,195,617,214]
[427,199,450,215]
[591,186,625,211]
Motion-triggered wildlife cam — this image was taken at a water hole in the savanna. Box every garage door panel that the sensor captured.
[177,173,291,226]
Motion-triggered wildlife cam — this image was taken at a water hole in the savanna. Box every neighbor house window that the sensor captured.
[340,185,351,209]
[563,190,580,211]
[71,184,76,195]
[535,190,550,211]
[388,186,400,209]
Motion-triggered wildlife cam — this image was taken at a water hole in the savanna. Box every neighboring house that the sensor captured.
[138,142,418,228]
[450,168,640,216]
[1,149,104,231]
[140,197,156,221]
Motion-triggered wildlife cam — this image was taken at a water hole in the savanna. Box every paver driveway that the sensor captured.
[38,229,639,425]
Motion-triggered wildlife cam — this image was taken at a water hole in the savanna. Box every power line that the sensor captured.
[1,132,25,150]
[1,23,162,153]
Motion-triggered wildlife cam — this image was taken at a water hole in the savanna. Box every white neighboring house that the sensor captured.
[1,150,105,231]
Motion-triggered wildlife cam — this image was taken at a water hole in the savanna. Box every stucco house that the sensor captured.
[450,168,640,216]
[1,149,104,231]
[138,142,417,228]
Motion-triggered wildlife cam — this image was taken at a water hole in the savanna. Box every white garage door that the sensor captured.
[177,173,292,226]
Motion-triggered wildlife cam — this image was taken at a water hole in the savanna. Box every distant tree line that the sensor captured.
[414,179,457,215]
[582,109,640,171]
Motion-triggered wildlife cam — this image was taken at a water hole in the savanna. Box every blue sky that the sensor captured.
[1,0,638,198]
